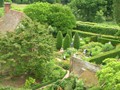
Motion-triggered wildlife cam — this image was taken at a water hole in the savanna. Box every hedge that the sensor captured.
[72,30,120,41]
[88,49,120,64]
[75,21,120,36]
[98,37,120,46]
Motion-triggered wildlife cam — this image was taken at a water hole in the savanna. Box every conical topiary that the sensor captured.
[0,0,4,7]
[73,32,80,49]
[63,34,70,50]
[67,30,72,43]
[56,31,63,50]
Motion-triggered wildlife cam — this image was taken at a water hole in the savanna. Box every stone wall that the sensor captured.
[70,56,100,76]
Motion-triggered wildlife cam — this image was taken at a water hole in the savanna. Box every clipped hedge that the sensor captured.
[88,49,120,64]
[98,37,120,45]
[72,30,120,45]
[75,21,120,36]
[72,30,120,40]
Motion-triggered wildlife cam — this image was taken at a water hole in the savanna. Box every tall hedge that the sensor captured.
[75,21,120,36]
[63,34,70,50]
[0,0,4,7]
[56,31,63,50]
[113,0,120,26]
[73,32,80,49]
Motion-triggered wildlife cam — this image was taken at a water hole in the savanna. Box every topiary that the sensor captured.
[63,34,70,50]
[67,30,72,43]
[56,31,63,50]
[73,32,80,49]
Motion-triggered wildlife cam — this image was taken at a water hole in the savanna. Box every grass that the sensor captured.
[11,3,28,11]
[0,7,4,17]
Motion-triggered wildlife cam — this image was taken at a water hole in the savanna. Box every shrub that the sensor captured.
[24,77,36,88]
[56,31,63,50]
[73,32,80,49]
[24,2,76,34]
[102,43,114,52]
[63,34,70,50]
[97,58,120,90]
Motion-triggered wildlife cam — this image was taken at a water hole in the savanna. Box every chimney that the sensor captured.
[4,2,11,14]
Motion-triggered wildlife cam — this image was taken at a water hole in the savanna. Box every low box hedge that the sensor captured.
[72,30,120,42]
[98,37,120,46]
[75,21,120,36]
[88,49,120,64]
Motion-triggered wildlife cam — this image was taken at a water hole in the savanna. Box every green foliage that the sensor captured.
[63,34,71,50]
[95,10,105,23]
[98,37,120,46]
[113,0,120,26]
[74,80,84,90]
[49,75,84,90]
[81,42,103,56]
[67,30,72,43]
[97,58,120,90]
[56,31,63,50]
[0,17,54,80]
[75,21,120,36]
[73,32,80,49]
[88,49,120,64]
[42,62,66,82]
[102,43,114,52]
[0,0,4,7]
[4,0,12,3]
[73,30,120,41]
[24,77,35,88]
[24,2,76,34]
[62,48,77,58]
[58,61,70,70]
[0,8,4,17]
[69,0,107,22]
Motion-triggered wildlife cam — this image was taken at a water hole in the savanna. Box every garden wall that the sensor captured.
[70,56,100,76]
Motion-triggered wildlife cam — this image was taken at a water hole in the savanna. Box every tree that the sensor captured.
[63,34,70,50]
[67,30,72,43]
[0,17,55,80]
[113,0,120,26]
[24,2,76,34]
[0,0,4,7]
[69,0,107,22]
[56,31,63,50]
[73,32,80,49]
[97,58,120,90]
